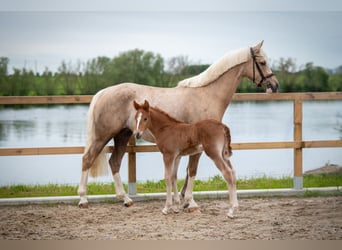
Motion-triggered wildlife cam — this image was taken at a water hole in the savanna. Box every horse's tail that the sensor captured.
[222,125,232,160]
[85,90,108,177]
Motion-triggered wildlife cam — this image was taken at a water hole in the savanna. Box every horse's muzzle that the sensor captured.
[266,82,279,93]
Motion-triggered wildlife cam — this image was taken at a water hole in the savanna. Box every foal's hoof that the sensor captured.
[124,201,134,207]
[78,202,89,209]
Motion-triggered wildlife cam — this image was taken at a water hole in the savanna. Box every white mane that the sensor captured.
[177,47,250,88]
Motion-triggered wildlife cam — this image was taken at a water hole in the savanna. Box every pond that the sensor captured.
[0,100,341,186]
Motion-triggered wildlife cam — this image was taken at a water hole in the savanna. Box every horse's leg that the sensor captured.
[109,128,134,207]
[171,155,181,213]
[180,153,201,197]
[181,153,202,212]
[162,153,175,215]
[211,156,237,218]
[78,140,106,208]
[77,169,89,208]
[226,159,238,210]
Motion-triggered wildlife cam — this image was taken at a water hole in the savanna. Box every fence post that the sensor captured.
[293,99,303,190]
[128,136,137,195]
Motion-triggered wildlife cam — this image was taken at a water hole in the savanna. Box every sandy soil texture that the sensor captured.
[0,196,341,240]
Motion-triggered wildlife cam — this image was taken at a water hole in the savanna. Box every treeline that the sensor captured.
[0,49,341,96]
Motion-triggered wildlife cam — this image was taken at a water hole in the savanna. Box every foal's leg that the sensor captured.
[162,153,176,215]
[78,140,107,208]
[171,155,181,213]
[109,128,133,207]
[182,153,202,212]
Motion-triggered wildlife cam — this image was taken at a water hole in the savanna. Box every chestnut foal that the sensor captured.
[133,100,238,218]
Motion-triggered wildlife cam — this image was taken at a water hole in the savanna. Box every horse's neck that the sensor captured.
[205,64,245,112]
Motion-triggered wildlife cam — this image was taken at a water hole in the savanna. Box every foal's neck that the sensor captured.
[149,107,181,132]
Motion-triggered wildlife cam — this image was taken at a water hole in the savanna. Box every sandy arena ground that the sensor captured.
[0,196,341,240]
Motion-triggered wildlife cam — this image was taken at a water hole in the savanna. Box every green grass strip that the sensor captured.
[0,173,341,199]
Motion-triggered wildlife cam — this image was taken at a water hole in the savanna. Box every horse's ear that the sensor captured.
[143,100,150,110]
[253,40,264,52]
[133,100,140,110]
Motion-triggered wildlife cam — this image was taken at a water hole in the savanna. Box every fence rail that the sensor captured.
[1,92,342,193]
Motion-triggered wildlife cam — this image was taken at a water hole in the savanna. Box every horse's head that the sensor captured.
[132,100,151,140]
[248,41,279,93]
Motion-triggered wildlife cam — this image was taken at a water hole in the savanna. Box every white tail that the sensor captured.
[85,90,108,177]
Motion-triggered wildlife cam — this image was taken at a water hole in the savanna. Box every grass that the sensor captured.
[0,173,341,199]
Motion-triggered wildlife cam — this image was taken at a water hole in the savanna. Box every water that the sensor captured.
[0,101,341,186]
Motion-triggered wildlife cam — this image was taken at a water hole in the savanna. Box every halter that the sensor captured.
[250,47,274,87]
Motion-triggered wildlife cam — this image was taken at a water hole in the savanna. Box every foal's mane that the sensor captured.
[150,106,183,124]
[177,47,250,88]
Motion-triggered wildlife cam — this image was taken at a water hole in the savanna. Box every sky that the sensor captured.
[1,1,342,73]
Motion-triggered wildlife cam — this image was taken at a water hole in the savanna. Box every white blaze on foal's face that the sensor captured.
[134,111,144,139]
[136,112,142,131]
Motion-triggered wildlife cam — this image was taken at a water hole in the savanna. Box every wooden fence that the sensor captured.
[1,92,342,194]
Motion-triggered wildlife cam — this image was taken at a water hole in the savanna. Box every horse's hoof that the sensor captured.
[227,208,236,218]
[124,201,134,207]
[162,207,170,215]
[183,202,189,209]
[78,202,89,209]
[172,207,180,214]
[188,206,201,214]
[227,212,234,219]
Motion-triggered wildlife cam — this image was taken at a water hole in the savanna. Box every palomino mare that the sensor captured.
[77,41,279,209]
[133,100,238,218]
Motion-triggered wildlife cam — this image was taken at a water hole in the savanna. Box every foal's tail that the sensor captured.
[222,125,232,160]
[85,90,108,177]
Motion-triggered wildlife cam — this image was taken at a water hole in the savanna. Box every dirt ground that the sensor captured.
[0,196,341,240]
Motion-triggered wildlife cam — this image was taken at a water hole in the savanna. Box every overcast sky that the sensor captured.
[1,1,342,73]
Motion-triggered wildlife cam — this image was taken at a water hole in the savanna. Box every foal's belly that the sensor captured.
[180,144,203,156]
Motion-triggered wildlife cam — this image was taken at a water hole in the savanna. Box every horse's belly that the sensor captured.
[180,144,203,156]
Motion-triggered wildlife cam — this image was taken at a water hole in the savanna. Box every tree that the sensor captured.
[334,65,342,75]
[302,63,329,91]
[57,60,81,95]
[42,68,57,95]
[0,57,9,77]
[165,55,191,87]
[0,52,340,96]
[6,68,33,96]
[81,56,111,94]
[328,65,342,91]
[106,49,165,86]
[0,57,9,95]
[273,57,298,92]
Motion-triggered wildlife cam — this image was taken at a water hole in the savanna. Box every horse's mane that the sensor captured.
[150,106,183,124]
[177,47,250,88]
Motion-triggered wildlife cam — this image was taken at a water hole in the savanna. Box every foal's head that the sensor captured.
[133,100,150,139]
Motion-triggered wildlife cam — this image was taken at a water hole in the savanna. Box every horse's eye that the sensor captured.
[260,61,266,66]
[144,118,148,122]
